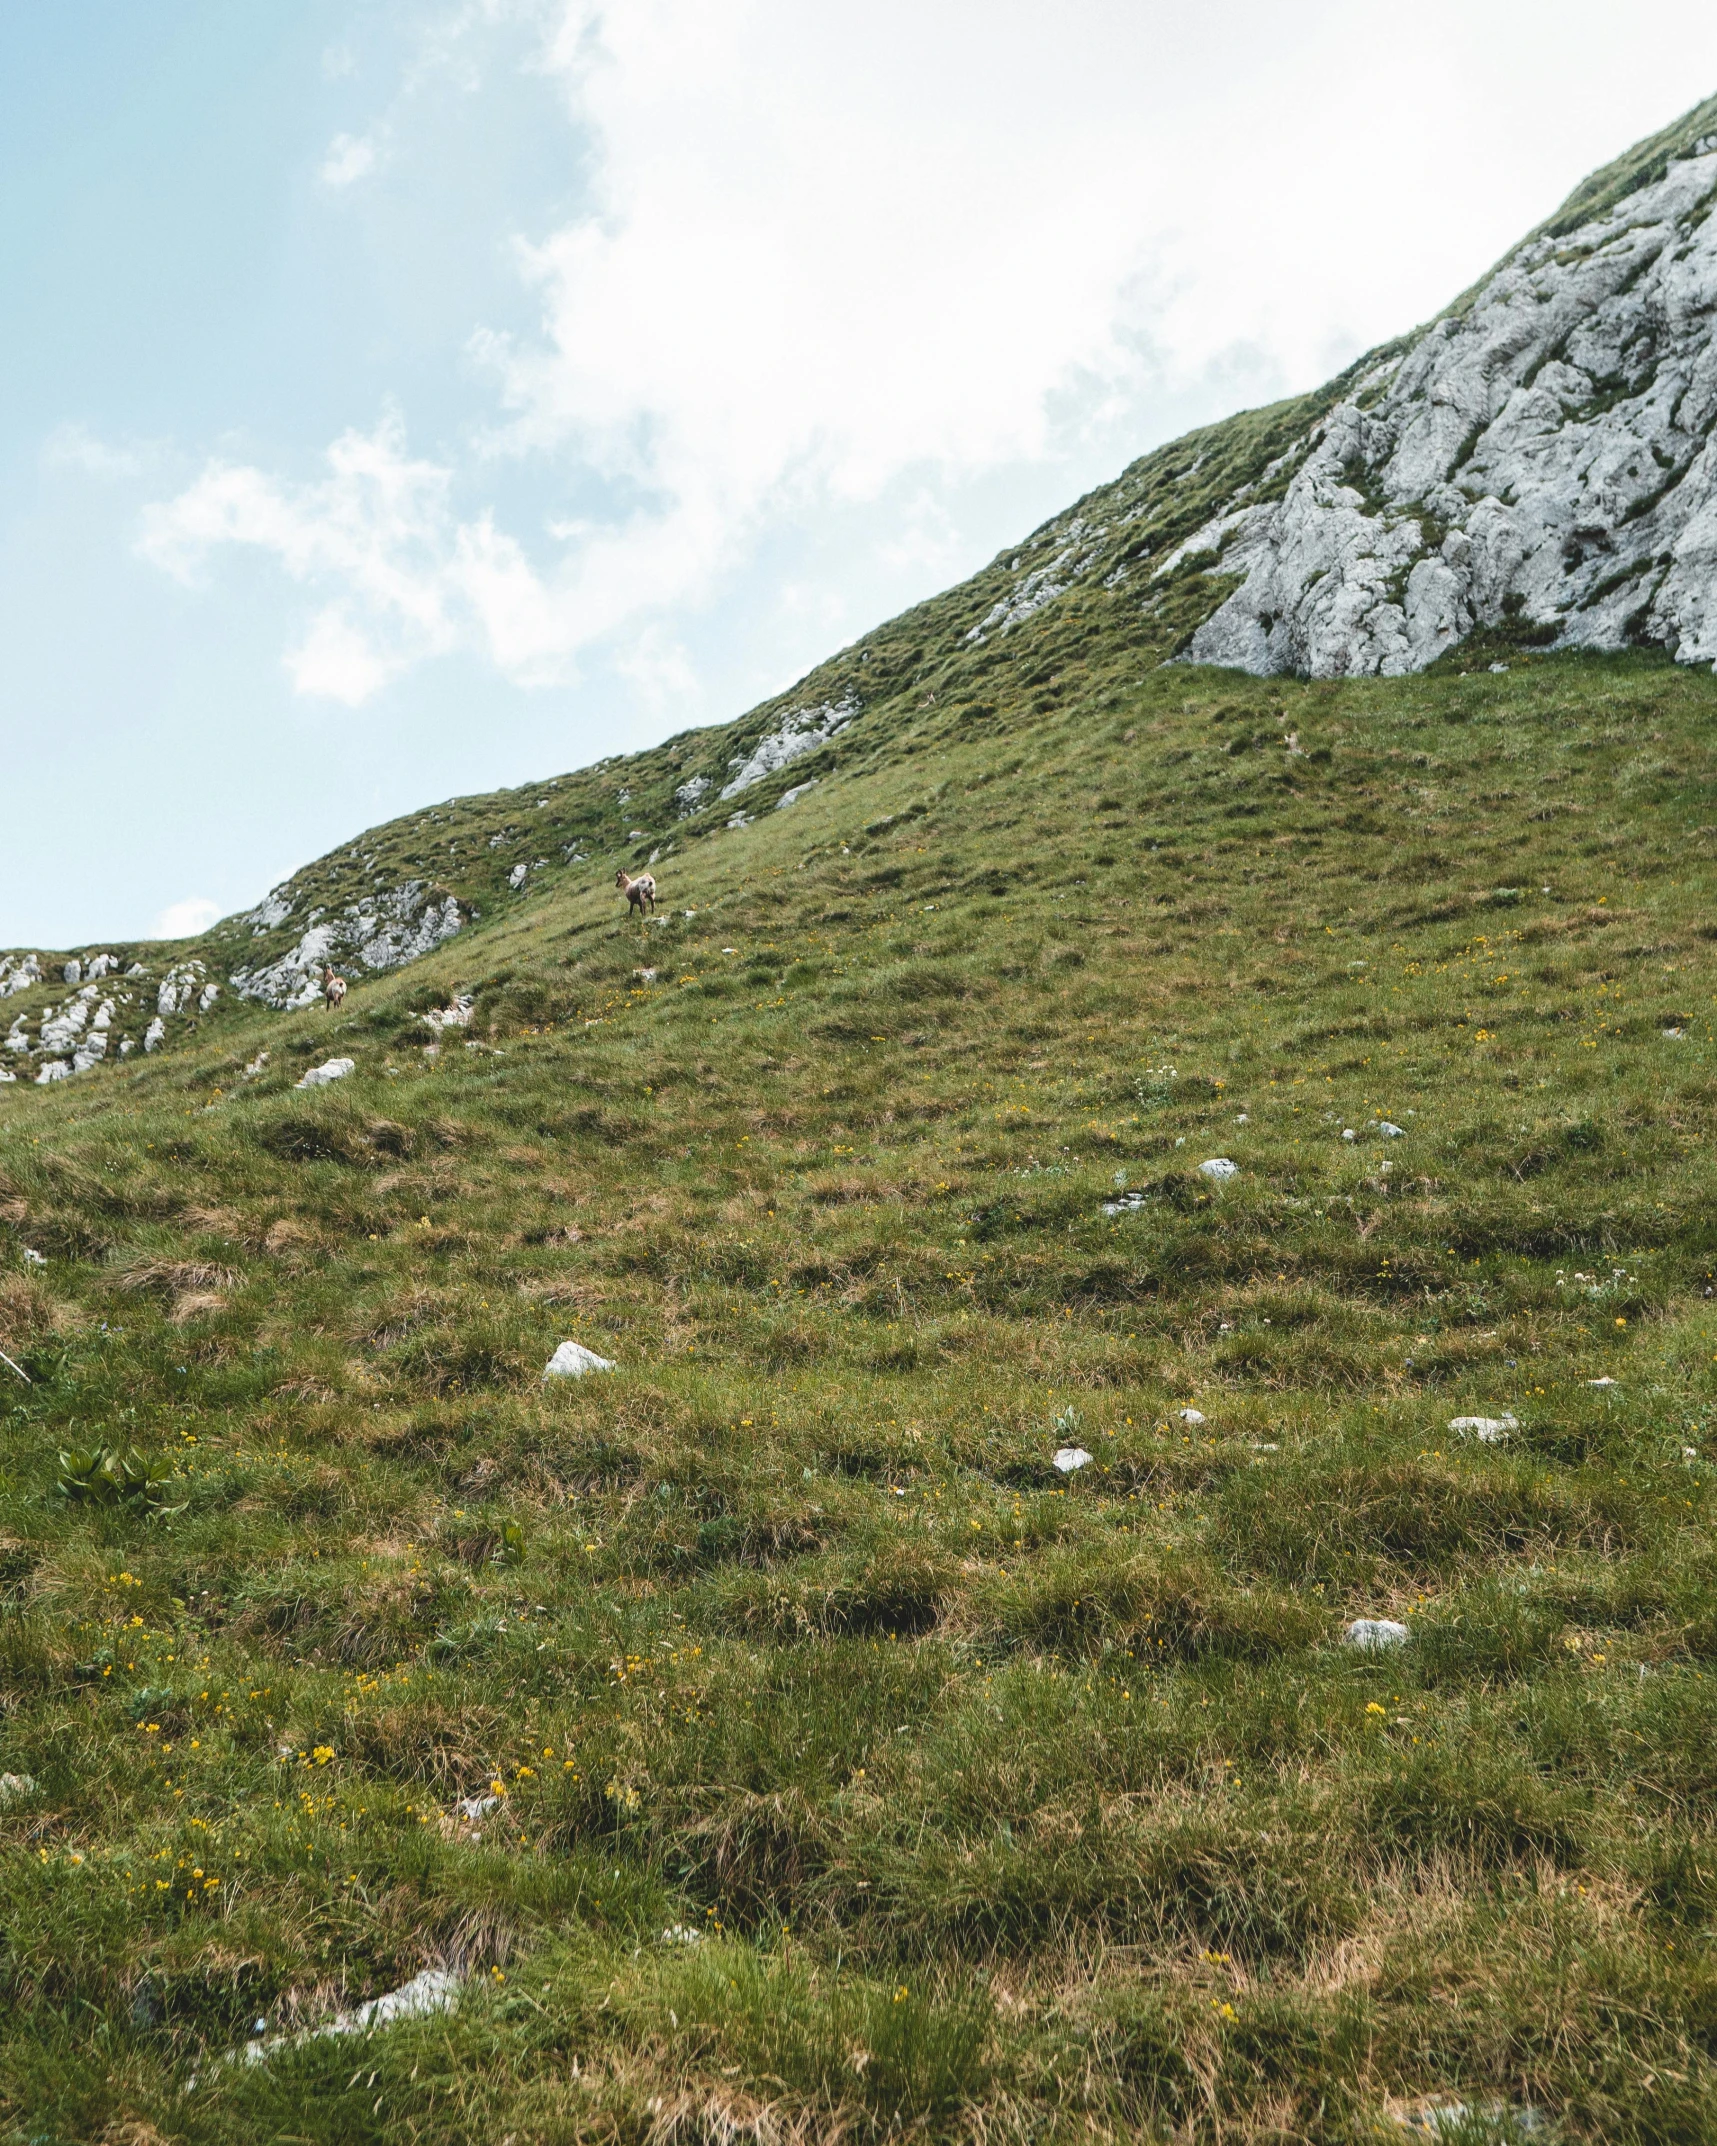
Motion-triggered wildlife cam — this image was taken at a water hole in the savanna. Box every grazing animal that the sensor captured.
[616,867,657,918]
[322,966,348,1010]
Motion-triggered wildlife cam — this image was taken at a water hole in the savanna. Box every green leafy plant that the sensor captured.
[55,1444,183,1516]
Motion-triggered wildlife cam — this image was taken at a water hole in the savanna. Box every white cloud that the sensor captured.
[43,423,153,480]
[153,896,222,940]
[137,0,1717,707]
[321,131,382,187]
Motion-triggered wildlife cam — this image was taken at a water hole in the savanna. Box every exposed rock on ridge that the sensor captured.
[1176,133,1717,676]
[230,881,466,1011]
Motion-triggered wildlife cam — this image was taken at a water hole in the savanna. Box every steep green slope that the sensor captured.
[6,642,1717,2142]
[3,343,1400,1062]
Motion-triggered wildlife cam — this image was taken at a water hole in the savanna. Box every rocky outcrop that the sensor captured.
[1173,137,1717,677]
[719,697,858,800]
[230,881,465,1010]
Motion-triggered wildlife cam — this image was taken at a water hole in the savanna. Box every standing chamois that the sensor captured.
[616,868,657,918]
[322,966,348,1010]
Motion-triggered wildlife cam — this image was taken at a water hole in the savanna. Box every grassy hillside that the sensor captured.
[7,636,1717,2144]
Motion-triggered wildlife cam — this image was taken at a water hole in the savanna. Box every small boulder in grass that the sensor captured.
[1198,1157,1238,1182]
[545,1341,615,1379]
[1378,1121,1405,1138]
[0,1773,37,1806]
[1177,1407,1206,1425]
[1053,1446,1093,1474]
[1344,1617,1410,1651]
[1449,1414,1517,1443]
[295,1058,355,1090]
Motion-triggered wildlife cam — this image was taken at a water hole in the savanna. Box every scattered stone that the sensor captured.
[1396,2101,1545,2138]
[0,1773,37,1805]
[1342,1128,1356,1141]
[1489,663,1511,675]
[1053,1446,1094,1473]
[456,1794,500,1822]
[35,1062,71,1085]
[242,1050,269,1079]
[1198,1157,1238,1181]
[1345,1618,1411,1651]
[1379,1122,1405,1138]
[1178,1407,1206,1425]
[62,960,81,985]
[198,983,219,1013]
[21,1249,45,1269]
[295,1058,356,1089]
[776,779,819,810]
[1102,1190,1148,1215]
[420,996,475,1034]
[544,1341,615,1379]
[508,863,528,890]
[660,1923,704,1946]
[143,1018,166,1053]
[1587,1376,1616,1388]
[1449,1415,1518,1443]
[216,1968,460,2076]
[1664,1026,1685,1038]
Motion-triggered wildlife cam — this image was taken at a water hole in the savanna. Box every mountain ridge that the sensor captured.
[6,92,1717,1070]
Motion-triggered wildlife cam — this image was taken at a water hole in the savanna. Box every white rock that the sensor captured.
[1344,1618,1411,1651]
[62,960,81,985]
[1198,1157,1238,1181]
[220,1969,460,2075]
[296,1058,355,1089]
[421,995,474,1034]
[198,983,219,1013]
[1052,1446,1094,1473]
[156,961,204,1018]
[21,1248,46,1269]
[1157,145,1717,680]
[85,953,114,981]
[776,779,819,810]
[508,863,528,890]
[1342,1128,1356,1141]
[1177,1407,1206,1425]
[544,1341,615,1379]
[143,1018,166,1053]
[1449,1414,1518,1443]
[35,1062,71,1085]
[242,1050,269,1079]
[1587,1376,1617,1388]
[455,1794,500,1821]
[0,955,41,998]
[0,1773,37,1804]
[674,776,711,815]
[0,1069,13,1084]
[659,1923,704,1946]
[720,696,857,799]
[231,883,464,1009]
[1379,1122,1405,1138]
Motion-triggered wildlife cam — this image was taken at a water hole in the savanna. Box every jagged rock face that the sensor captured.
[230,880,465,1010]
[1177,140,1717,677]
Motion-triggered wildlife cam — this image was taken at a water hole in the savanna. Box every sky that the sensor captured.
[6,1,1717,950]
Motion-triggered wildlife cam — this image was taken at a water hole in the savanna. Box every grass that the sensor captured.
[6,638,1717,2142]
